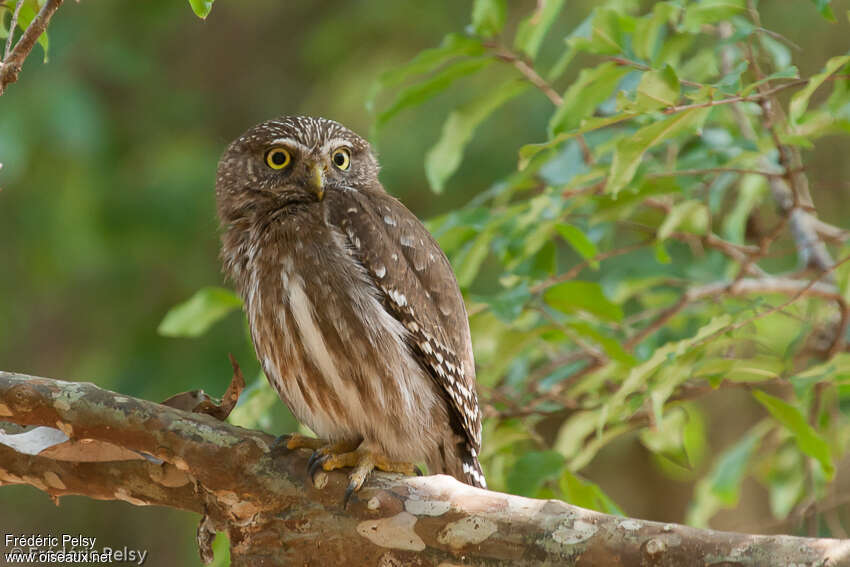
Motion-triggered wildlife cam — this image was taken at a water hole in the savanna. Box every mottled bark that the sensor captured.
[0,371,847,566]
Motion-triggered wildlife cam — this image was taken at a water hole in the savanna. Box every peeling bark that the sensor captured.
[0,371,848,566]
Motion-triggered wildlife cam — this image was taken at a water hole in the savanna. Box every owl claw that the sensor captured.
[307,453,328,480]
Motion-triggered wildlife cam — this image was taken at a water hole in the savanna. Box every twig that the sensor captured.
[647,167,784,178]
[625,276,848,351]
[486,42,595,164]
[4,0,23,60]
[608,56,706,88]
[0,0,63,96]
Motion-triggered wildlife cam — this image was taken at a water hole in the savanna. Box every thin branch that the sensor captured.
[4,0,23,60]
[625,276,848,351]
[485,42,595,164]
[0,0,63,96]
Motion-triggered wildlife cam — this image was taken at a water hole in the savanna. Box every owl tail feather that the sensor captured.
[461,442,487,489]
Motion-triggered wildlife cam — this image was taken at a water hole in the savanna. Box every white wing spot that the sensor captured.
[400,235,414,247]
[384,215,397,227]
[375,265,387,278]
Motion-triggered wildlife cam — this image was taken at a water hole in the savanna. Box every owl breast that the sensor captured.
[237,211,448,463]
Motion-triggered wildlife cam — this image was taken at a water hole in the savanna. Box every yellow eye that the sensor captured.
[265,147,291,169]
[332,148,351,170]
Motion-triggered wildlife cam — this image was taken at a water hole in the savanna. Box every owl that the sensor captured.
[215,116,485,497]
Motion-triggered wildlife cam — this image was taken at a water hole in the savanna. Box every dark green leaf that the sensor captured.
[559,469,623,515]
[810,0,836,21]
[544,281,623,322]
[556,224,599,266]
[507,450,565,496]
[476,283,531,323]
[158,287,243,338]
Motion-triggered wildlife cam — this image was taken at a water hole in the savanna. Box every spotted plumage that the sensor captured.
[215,115,485,489]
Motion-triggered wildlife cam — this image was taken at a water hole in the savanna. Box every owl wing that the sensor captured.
[326,187,482,455]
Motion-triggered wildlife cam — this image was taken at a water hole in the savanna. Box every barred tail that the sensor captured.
[461,442,486,489]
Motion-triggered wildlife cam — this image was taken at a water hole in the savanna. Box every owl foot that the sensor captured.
[271,432,326,452]
[307,440,422,506]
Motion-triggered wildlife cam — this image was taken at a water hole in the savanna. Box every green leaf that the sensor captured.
[376,57,491,129]
[789,54,850,123]
[559,470,623,515]
[425,80,527,192]
[548,62,630,136]
[753,390,834,478]
[721,174,767,243]
[633,2,681,61]
[544,281,623,322]
[470,0,507,38]
[687,421,770,527]
[635,65,680,111]
[507,450,565,496]
[514,0,565,60]
[520,112,637,168]
[606,107,710,194]
[569,321,636,365]
[370,34,485,108]
[810,0,836,21]
[158,287,243,338]
[475,283,531,323]
[556,224,599,267]
[567,8,634,56]
[188,0,215,19]
[682,0,746,33]
[657,199,709,240]
[453,228,496,288]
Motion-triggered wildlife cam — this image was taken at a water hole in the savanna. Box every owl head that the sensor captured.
[216,115,380,223]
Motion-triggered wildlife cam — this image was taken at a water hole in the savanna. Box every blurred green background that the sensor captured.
[2,1,850,564]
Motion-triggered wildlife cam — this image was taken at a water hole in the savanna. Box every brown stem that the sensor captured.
[0,0,63,96]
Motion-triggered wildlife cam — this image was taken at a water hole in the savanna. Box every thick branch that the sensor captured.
[0,0,63,96]
[1,371,848,566]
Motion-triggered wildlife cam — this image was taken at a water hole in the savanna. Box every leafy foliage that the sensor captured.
[162,0,850,532]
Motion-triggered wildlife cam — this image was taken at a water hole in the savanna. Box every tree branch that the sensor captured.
[0,0,63,96]
[1,371,848,566]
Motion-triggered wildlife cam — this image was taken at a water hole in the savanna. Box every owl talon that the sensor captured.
[307,453,328,480]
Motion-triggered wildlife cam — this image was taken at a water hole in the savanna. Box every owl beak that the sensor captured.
[308,162,325,200]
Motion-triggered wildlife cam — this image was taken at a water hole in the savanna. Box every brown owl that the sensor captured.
[215,116,485,497]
